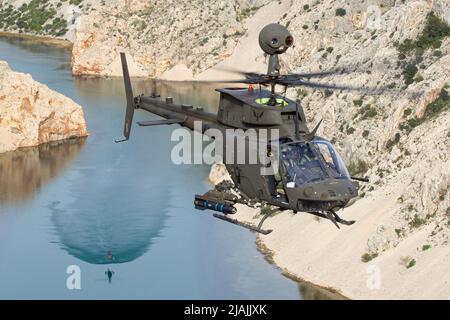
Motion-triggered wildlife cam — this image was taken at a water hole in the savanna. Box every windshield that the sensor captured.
[280,140,350,187]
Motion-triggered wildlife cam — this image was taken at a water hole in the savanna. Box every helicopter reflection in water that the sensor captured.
[47,147,171,265]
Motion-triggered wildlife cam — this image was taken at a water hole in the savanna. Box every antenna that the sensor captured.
[151,79,157,98]
[295,101,300,140]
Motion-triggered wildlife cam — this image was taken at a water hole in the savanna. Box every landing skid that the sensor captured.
[309,210,355,229]
[213,214,273,235]
[195,182,355,233]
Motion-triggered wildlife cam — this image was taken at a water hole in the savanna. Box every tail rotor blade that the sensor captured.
[116,52,135,143]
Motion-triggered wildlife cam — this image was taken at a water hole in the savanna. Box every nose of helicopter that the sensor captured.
[286,178,358,202]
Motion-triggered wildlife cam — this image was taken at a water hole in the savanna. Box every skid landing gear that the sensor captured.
[309,210,355,229]
[213,213,273,235]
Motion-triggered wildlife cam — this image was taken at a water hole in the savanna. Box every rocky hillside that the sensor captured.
[207,0,449,299]
[0,60,88,153]
[0,0,101,41]
[278,0,450,255]
[71,0,271,77]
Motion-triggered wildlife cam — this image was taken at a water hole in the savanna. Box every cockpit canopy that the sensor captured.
[280,139,350,187]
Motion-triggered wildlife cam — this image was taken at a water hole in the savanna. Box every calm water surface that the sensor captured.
[0,36,337,299]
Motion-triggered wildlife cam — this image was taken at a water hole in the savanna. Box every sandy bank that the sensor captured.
[0,32,73,48]
[229,187,450,300]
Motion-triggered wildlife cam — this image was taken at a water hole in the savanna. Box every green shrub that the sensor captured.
[402,63,418,85]
[424,87,449,118]
[403,108,413,117]
[386,132,401,150]
[361,252,378,263]
[336,8,346,17]
[346,127,355,134]
[201,37,209,45]
[236,6,260,22]
[353,99,363,107]
[358,105,378,120]
[396,12,449,86]
[400,256,416,268]
[409,214,426,228]
[347,159,369,176]
[395,228,405,237]
[324,89,333,98]
[407,259,416,268]
[397,12,450,54]
[422,244,431,251]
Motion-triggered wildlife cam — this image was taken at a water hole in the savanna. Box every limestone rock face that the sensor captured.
[71,0,270,77]
[0,60,88,153]
[275,0,450,252]
[207,0,449,267]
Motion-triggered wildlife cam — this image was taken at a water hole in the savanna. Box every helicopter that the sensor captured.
[116,23,372,234]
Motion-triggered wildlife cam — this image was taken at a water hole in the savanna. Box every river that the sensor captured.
[0,36,337,300]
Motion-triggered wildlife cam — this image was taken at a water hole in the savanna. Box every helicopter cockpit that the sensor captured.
[280,139,350,188]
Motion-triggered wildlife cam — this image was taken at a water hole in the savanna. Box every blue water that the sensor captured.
[0,36,332,299]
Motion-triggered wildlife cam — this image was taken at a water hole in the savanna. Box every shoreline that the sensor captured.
[230,194,450,300]
[0,32,236,82]
[255,236,349,300]
[0,32,73,49]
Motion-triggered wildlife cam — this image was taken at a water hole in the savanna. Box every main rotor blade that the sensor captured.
[281,78,384,94]
[217,65,356,80]
[213,65,264,78]
[286,68,350,78]
[195,78,271,85]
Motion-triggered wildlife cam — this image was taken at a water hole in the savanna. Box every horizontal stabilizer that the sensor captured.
[137,119,184,126]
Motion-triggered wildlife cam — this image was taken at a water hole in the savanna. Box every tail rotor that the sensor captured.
[115,52,136,143]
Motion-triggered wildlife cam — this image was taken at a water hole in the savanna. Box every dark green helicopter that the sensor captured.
[116,23,371,234]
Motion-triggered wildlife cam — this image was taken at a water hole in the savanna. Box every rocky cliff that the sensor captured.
[202,0,449,299]
[0,60,88,153]
[276,0,450,255]
[70,0,270,77]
